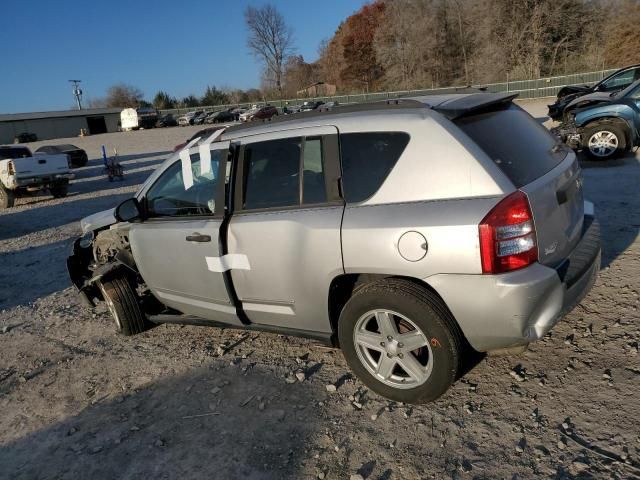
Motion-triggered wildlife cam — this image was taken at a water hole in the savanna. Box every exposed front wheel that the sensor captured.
[338,279,463,403]
[583,122,626,160]
[98,276,149,336]
[0,185,15,208]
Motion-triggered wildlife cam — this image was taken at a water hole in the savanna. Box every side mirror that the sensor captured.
[115,198,143,222]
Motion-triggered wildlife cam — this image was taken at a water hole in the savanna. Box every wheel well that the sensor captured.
[582,117,631,146]
[327,274,463,347]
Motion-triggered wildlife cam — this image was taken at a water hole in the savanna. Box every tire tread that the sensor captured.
[102,276,147,336]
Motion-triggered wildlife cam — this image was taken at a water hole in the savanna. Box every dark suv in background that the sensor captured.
[548,64,640,120]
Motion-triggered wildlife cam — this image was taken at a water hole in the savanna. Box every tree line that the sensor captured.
[87,84,266,110]
[88,0,640,110]
[313,0,640,94]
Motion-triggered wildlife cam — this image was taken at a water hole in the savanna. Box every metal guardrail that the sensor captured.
[159,68,618,116]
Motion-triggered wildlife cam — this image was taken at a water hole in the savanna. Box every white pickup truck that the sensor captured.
[0,145,74,208]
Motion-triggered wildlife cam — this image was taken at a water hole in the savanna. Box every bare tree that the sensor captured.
[244,4,295,96]
[104,84,145,108]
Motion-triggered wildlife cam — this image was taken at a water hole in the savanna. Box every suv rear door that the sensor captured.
[227,126,343,334]
[129,141,243,324]
[456,104,585,266]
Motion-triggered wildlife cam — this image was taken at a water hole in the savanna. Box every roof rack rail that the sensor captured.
[225,98,426,134]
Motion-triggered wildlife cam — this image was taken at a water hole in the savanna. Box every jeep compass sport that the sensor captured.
[68,93,600,403]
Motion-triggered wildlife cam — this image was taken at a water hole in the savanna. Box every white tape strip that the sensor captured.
[199,144,212,175]
[199,128,227,175]
[178,136,203,190]
[205,254,251,272]
[179,148,194,190]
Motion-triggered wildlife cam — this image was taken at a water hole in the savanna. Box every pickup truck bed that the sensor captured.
[0,146,74,208]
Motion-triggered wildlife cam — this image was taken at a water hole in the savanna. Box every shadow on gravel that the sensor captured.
[0,366,321,480]
[0,192,132,242]
[0,238,73,309]
[71,165,160,196]
[579,151,640,269]
[73,151,171,180]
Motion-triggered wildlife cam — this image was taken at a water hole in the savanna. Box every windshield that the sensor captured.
[457,104,566,187]
[611,79,640,99]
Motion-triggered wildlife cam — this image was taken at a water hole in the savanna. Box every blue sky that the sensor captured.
[0,0,366,113]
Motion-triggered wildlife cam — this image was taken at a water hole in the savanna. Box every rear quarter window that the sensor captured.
[340,132,410,203]
[456,105,566,187]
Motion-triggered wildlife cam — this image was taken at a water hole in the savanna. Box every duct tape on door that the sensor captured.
[205,254,251,272]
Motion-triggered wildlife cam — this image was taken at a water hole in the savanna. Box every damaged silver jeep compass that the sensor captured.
[68,93,600,403]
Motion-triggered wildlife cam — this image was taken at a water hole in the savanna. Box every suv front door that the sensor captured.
[129,141,242,324]
[228,126,344,334]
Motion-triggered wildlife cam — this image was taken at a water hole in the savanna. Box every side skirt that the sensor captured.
[148,314,337,347]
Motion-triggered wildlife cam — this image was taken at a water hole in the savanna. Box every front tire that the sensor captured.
[98,276,148,336]
[50,183,68,198]
[338,279,463,403]
[583,121,627,160]
[0,185,15,208]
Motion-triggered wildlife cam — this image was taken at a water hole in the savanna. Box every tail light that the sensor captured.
[479,191,537,274]
[7,161,15,175]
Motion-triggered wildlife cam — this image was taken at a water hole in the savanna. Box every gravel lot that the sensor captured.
[1,101,639,479]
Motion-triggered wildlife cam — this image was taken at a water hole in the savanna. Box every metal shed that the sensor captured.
[0,108,121,144]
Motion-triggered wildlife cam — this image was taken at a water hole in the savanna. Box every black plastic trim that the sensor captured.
[148,314,336,346]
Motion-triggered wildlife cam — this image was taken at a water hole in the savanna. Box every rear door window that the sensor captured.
[456,105,566,187]
[302,137,327,204]
[340,132,410,203]
[243,137,302,209]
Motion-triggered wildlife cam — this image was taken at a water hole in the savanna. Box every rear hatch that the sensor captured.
[13,154,70,178]
[456,103,585,267]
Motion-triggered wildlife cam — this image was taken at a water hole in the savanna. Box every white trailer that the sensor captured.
[120,108,158,131]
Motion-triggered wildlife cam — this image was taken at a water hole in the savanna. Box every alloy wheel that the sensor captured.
[588,130,618,158]
[353,309,433,389]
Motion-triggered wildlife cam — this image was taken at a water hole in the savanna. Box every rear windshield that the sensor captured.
[456,105,566,187]
[0,147,31,160]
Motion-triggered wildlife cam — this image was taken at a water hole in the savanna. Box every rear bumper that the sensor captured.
[13,173,74,188]
[427,214,600,352]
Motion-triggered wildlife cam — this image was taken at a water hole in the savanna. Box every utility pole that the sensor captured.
[69,80,83,110]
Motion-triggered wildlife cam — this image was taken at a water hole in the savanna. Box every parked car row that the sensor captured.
[159,101,339,128]
[549,64,640,160]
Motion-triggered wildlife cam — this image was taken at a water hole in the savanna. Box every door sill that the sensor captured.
[148,314,337,347]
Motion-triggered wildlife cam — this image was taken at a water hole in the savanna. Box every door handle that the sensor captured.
[185,233,211,243]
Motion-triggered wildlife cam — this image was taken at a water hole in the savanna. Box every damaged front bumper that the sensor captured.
[67,237,98,306]
[551,121,582,149]
[67,235,138,307]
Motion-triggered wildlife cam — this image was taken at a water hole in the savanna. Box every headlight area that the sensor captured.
[79,231,94,249]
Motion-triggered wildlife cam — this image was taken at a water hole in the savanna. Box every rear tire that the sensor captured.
[50,183,68,198]
[98,276,148,336]
[582,121,627,160]
[0,185,15,209]
[338,278,463,403]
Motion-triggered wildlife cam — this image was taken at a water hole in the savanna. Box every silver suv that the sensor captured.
[67,94,601,403]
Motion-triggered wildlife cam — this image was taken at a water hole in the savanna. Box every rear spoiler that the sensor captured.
[409,92,519,120]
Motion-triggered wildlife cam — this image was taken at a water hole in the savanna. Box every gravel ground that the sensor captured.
[1,102,639,479]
